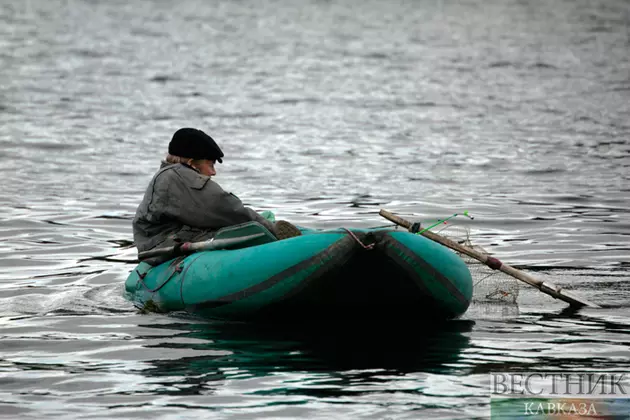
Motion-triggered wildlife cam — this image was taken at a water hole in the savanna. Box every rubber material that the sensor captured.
[124,224,473,321]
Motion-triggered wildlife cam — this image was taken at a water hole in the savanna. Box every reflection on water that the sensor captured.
[142,319,474,382]
[1,308,628,418]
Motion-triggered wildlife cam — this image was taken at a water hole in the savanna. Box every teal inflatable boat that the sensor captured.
[124,222,473,321]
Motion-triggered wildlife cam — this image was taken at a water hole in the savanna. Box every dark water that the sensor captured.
[1,0,629,418]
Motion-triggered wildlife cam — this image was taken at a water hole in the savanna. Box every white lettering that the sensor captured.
[524,402,536,415]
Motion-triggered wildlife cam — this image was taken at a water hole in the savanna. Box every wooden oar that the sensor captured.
[379,209,600,308]
[138,233,266,261]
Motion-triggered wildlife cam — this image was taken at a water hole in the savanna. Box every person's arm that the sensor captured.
[200,188,275,232]
[158,170,274,232]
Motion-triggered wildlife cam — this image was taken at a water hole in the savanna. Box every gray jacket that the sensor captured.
[133,162,274,257]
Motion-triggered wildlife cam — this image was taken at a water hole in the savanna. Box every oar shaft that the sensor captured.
[379,209,599,308]
[381,211,412,230]
[137,233,265,261]
[137,245,179,260]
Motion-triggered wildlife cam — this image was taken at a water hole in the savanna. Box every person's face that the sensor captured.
[191,159,217,177]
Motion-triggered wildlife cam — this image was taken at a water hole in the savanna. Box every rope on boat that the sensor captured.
[342,228,375,250]
[137,257,184,293]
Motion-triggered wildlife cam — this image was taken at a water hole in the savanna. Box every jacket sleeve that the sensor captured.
[155,169,275,232]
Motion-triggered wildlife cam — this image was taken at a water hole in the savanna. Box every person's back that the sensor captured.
[133,127,300,264]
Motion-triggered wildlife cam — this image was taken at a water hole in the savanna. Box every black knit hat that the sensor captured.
[168,128,224,163]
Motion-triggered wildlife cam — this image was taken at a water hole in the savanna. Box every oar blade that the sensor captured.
[379,209,599,309]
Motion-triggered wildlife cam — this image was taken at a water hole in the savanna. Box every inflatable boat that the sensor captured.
[124,222,473,321]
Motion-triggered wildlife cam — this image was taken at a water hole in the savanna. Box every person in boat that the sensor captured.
[133,127,301,264]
